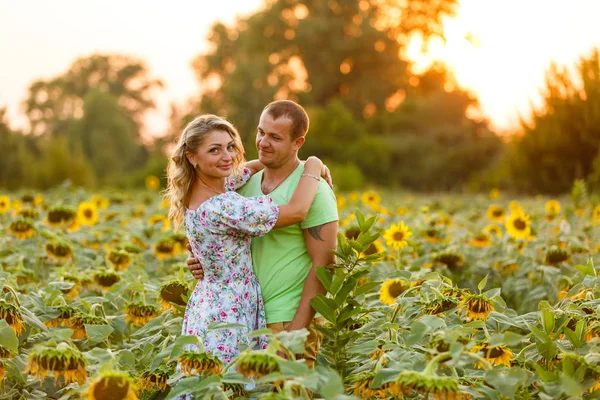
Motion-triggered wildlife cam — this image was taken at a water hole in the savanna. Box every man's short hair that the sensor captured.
[263,100,309,139]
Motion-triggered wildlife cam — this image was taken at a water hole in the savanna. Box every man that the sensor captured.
[186,100,338,367]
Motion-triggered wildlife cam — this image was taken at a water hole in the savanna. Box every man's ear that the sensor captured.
[293,136,305,150]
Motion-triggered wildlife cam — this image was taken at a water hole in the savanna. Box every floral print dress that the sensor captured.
[182,167,280,363]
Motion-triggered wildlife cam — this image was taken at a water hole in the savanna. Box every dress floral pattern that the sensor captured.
[181,167,280,364]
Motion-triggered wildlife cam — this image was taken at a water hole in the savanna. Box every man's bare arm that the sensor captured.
[286,221,338,331]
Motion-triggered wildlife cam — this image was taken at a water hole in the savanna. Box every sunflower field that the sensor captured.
[1,181,600,399]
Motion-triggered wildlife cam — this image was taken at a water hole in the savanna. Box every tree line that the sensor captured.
[1,0,598,194]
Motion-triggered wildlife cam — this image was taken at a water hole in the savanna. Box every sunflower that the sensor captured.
[8,219,36,240]
[108,249,132,270]
[471,343,512,367]
[0,299,25,335]
[145,175,160,191]
[236,351,279,379]
[486,205,506,223]
[390,370,467,399]
[349,372,394,398]
[468,232,492,247]
[505,209,531,239]
[544,200,560,221]
[593,204,600,226]
[94,270,121,291]
[361,239,385,258]
[433,249,464,270]
[170,233,189,254]
[45,305,76,328]
[139,369,170,392]
[86,370,138,400]
[508,200,522,211]
[45,206,77,229]
[222,382,248,398]
[361,191,381,209]
[153,238,177,260]
[383,222,412,250]
[125,302,159,327]
[424,296,460,315]
[586,320,600,342]
[379,279,409,306]
[91,194,110,210]
[370,346,389,365]
[148,214,170,231]
[483,224,503,238]
[494,260,520,274]
[69,313,109,340]
[159,280,189,311]
[159,198,170,209]
[16,208,39,219]
[26,342,87,384]
[178,351,223,376]
[489,188,501,199]
[462,293,494,321]
[545,246,569,265]
[45,241,74,264]
[336,195,347,211]
[0,345,12,359]
[0,195,10,214]
[421,228,444,244]
[77,201,99,226]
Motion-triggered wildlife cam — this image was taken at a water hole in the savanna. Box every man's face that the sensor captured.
[255,111,304,168]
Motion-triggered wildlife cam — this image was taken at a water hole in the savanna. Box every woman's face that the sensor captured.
[187,129,236,178]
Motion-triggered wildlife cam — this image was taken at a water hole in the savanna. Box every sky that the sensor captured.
[1,0,600,137]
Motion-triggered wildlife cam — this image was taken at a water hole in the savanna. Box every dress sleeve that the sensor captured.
[224,167,253,192]
[200,192,280,237]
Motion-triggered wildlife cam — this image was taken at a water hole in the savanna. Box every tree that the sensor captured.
[511,48,600,193]
[25,54,163,136]
[191,0,458,144]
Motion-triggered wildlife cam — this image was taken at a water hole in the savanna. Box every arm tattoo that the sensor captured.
[308,224,326,241]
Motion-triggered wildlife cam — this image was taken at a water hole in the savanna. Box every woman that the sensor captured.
[165,114,327,363]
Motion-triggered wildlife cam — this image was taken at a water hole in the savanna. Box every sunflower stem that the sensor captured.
[422,352,452,376]
[2,285,21,307]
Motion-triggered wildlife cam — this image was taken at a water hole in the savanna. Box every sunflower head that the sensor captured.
[93,270,121,290]
[421,228,445,244]
[108,249,132,270]
[145,175,160,191]
[462,293,494,321]
[170,233,189,253]
[46,206,77,228]
[125,302,159,327]
[91,195,110,209]
[0,195,11,214]
[0,299,24,335]
[379,279,409,306]
[87,370,137,400]
[236,351,280,379]
[383,221,413,250]
[471,343,512,367]
[505,210,532,239]
[486,205,506,223]
[480,224,499,239]
[8,219,36,240]
[0,345,12,359]
[45,305,76,328]
[153,238,177,260]
[433,249,464,270]
[17,208,39,219]
[344,226,361,240]
[468,232,492,247]
[26,342,87,384]
[69,313,108,339]
[361,191,381,208]
[545,246,570,265]
[222,382,248,398]
[424,296,460,315]
[178,351,223,376]
[349,371,395,398]
[159,280,189,310]
[45,241,74,264]
[77,201,99,226]
[139,368,170,392]
[545,200,561,216]
[391,370,465,399]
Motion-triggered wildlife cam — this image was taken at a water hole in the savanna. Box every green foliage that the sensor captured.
[512,48,600,194]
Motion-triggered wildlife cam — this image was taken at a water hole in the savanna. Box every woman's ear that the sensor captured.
[185,152,195,168]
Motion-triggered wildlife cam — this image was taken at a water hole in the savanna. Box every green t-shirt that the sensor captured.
[238,163,338,323]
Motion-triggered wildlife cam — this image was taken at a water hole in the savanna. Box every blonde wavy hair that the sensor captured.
[164,114,246,230]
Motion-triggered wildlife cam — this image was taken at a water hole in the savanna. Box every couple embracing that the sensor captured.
[164,100,339,370]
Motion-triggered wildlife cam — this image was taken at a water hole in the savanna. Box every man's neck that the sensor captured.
[263,157,300,183]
